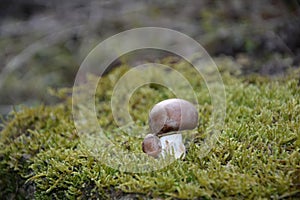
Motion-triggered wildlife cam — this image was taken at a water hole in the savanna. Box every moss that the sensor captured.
[0,58,300,199]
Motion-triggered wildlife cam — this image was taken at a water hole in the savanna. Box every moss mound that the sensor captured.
[0,58,300,199]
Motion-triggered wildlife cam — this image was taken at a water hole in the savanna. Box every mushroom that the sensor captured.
[142,134,162,158]
[144,98,198,159]
[149,99,198,134]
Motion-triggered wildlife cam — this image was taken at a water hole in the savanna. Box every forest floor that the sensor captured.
[0,1,299,199]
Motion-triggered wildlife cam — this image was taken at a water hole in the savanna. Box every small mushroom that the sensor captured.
[142,134,162,158]
[144,99,198,159]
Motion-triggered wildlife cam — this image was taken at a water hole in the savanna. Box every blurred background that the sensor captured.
[0,0,299,116]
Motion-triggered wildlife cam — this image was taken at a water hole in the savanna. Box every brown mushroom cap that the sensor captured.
[149,99,198,136]
[142,134,162,158]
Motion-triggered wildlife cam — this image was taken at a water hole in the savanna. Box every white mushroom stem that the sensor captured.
[159,133,185,159]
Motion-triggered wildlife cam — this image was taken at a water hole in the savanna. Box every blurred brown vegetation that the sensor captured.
[0,0,299,116]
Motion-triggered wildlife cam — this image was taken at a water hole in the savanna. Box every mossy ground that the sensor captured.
[0,58,300,199]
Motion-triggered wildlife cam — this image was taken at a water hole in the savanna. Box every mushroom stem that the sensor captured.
[160,133,185,159]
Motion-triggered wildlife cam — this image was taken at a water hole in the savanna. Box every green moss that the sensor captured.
[0,58,300,199]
